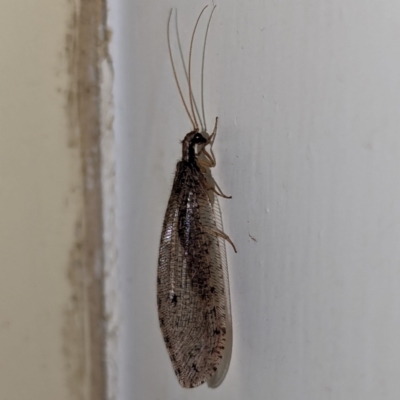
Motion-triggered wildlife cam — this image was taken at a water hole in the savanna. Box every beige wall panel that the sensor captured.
[0,1,108,399]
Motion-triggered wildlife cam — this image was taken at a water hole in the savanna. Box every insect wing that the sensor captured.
[157,161,229,388]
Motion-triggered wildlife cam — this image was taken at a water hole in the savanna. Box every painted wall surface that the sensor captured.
[111,0,400,399]
[0,1,106,399]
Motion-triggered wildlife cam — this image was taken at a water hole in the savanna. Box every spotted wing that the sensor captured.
[157,161,228,388]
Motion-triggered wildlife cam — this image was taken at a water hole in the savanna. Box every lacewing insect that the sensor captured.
[157,5,236,389]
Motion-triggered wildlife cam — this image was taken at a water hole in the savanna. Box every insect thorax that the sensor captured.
[182,131,207,162]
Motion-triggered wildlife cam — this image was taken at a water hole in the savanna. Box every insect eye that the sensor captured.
[194,134,206,144]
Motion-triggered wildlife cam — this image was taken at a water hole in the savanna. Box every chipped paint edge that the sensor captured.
[64,0,115,399]
[99,29,119,400]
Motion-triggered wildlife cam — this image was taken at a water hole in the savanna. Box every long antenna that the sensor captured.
[167,9,196,130]
[201,5,216,132]
[188,6,209,132]
[175,10,204,132]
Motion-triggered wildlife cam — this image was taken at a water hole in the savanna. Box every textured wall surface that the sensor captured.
[111,1,400,399]
[0,1,84,399]
[0,1,108,399]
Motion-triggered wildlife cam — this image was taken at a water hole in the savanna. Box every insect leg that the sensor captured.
[198,117,231,198]
[209,182,232,199]
[207,116,218,147]
[197,150,215,169]
[204,226,237,253]
[206,182,232,199]
[198,117,218,167]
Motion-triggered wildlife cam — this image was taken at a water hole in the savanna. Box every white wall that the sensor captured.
[111,0,400,398]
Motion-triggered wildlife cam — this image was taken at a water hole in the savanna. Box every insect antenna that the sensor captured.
[188,5,209,132]
[174,10,204,132]
[201,5,216,132]
[167,9,196,130]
